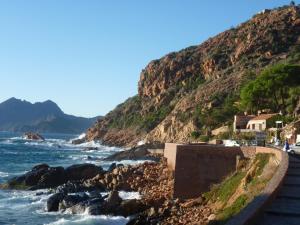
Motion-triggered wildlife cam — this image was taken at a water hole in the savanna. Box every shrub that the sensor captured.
[190,131,201,139]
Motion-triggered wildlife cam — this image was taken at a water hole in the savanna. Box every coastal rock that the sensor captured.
[36,166,66,189]
[58,193,89,211]
[108,163,117,172]
[47,193,65,212]
[104,144,161,161]
[118,199,148,217]
[55,181,105,194]
[4,163,104,190]
[106,190,122,208]
[71,138,86,145]
[23,132,45,141]
[65,164,104,181]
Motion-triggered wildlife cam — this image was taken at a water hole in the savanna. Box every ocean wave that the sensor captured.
[45,215,129,225]
[0,171,9,177]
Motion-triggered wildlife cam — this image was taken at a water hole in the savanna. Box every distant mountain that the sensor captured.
[0,98,100,134]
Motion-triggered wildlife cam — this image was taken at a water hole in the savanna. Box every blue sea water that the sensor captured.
[0,132,141,225]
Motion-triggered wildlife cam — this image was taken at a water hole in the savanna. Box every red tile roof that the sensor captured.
[250,113,278,121]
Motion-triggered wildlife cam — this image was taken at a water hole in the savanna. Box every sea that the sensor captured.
[0,132,143,225]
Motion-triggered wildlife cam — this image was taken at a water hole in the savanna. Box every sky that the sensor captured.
[0,0,295,117]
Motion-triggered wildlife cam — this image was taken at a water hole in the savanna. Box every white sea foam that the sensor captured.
[100,191,141,200]
[119,191,141,200]
[45,215,129,225]
[0,171,9,177]
[78,133,86,140]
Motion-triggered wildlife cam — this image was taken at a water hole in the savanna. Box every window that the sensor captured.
[259,124,262,130]
[252,124,255,130]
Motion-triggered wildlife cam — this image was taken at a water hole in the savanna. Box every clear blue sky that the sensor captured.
[0,0,294,117]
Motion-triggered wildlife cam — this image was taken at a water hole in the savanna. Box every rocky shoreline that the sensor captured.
[0,157,215,224]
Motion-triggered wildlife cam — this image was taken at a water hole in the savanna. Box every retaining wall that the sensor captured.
[164,143,288,224]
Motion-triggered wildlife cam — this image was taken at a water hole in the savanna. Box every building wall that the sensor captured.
[164,144,256,199]
[247,119,267,131]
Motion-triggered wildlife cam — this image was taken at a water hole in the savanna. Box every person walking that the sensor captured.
[283,139,290,152]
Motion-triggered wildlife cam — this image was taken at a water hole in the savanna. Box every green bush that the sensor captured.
[199,135,209,142]
[191,131,201,139]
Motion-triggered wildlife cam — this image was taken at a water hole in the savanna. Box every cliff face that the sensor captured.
[87,5,300,147]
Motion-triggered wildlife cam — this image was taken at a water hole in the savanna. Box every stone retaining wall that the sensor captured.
[164,144,288,224]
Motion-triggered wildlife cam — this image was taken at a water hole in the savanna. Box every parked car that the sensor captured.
[289,142,300,154]
[223,140,240,147]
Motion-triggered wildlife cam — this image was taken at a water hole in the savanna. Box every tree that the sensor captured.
[290,1,296,6]
[240,64,300,114]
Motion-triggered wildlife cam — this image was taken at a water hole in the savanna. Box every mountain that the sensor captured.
[86,5,300,147]
[0,98,100,134]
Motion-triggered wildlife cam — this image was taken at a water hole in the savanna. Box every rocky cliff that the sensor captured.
[87,5,300,147]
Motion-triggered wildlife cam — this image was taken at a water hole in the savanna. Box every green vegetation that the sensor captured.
[205,153,273,224]
[204,172,246,203]
[190,131,201,139]
[233,132,256,141]
[252,153,271,181]
[108,95,174,132]
[193,94,240,132]
[266,114,293,128]
[140,105,173,131]
[240,64,300,114]
[181,76,205,91]
[217,195,248,223]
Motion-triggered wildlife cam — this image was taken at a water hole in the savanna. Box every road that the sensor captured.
[259,154,300,225]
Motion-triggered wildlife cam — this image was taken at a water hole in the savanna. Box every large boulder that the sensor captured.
[47,193,65,212]
[65,164,104,181]
[36,166,66,189]
[58,193,89,211]
[106,190,122,208]
[23,132,45,141]
[117,199,148,217]
[24,164,50,186]
[104,144,162,161]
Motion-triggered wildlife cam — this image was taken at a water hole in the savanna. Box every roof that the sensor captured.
[250,113,278,121]
[235,115,255,123]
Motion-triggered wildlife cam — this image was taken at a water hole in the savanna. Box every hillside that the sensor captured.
[86,5,300,147]
[0,98,100,134]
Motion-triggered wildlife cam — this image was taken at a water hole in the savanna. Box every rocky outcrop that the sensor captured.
[23,132,45,141]
[104,143,163,161]
[86,5,300,147]
[2,163,104,190]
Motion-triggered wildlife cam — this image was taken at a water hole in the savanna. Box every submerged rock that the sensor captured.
[83,147,99,151]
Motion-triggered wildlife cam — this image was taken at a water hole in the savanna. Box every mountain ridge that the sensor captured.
[0,98,100,134]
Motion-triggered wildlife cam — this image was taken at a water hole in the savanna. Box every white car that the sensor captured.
[223,140,240,147]
[288,142,300,154]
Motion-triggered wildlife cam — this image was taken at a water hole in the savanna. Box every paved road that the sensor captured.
[259,154,300,225]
